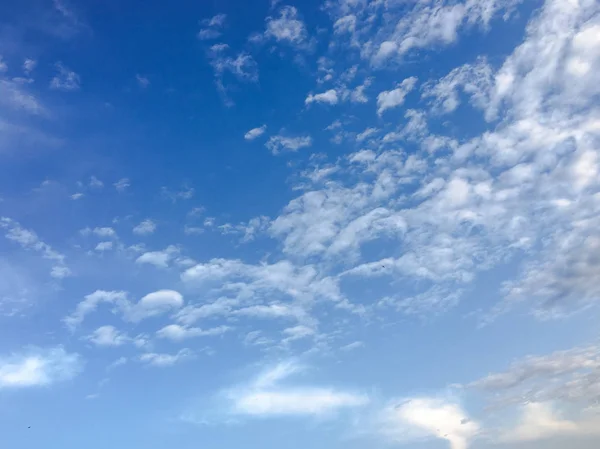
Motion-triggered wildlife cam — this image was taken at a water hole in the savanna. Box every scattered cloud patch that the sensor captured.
[50,62,80,91]
[244,125,267,140]
[133,219,156,236]
[0,346,82,388]
[376,77,417,115]
[266,134,312,154]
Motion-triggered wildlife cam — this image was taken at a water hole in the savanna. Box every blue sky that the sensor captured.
[1,0,600,448]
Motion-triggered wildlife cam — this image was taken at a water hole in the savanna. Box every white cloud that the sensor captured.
[305,89,338,105]
[469,343,600,407]
[422,57,493,114]
[139,349,192,367]
[244,125,267,140]
[85,325,129,347]
[0,346,82,388]
[356,127,378,142]
[161,186,195,202]
[1,217,71,280]
[156,324,231,341]
[350,77,372,103]
[198,13,227,40]
[0,56,7,72]
[225,361,368,417]
[122,289,184,322]
[265,135,312,155]
[23,58,36,74]
[50,62,80,91]
[63,290,128,330]
[376,77,417,115]
[70,193,84,200]
[133,219,156,235]
[94,241,113,252]
[378,397,480,449]
[0,79,46,115]
[88,176,103,189]
[92,227,116,238]
[265,6,308,46]
[114,178,130,192]
[135,245,179,268]
[502,402,600,442]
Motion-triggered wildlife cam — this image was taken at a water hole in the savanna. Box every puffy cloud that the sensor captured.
[49,62,80,91]
[0,346,82,388]
[305,89,338,105]
[377,397,479,449]
[132,219,156,235]
[265,134,312,154]
[135,245,179,268]
[264,6,308,46]
[225,361,368,417]
[64,289,183,328]
[122,289,184,322]
[244,125,267,140]
[376,77,417,115]
[422,57,493,114]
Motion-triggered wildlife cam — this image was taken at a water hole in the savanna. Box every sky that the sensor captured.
[1,0,600,448]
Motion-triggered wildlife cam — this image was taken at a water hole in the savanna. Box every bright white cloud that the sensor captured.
[132,219,156,235]
[0,346,82,388]
[376,77,417,115]
[122,289,184,322]
[225,361,368,417]
[378,397,480,449]
[305,89,338,105]
[244,124,267,140]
